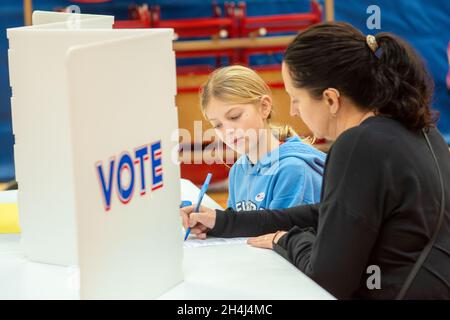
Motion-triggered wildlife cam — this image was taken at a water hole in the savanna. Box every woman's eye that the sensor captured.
[230,114,242,121]
[213,123,222,129]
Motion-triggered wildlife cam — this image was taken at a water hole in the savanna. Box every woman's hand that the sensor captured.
[247,231,287,249]
[180,205,216,239]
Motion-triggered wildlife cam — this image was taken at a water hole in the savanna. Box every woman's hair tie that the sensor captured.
[366,34,379,53]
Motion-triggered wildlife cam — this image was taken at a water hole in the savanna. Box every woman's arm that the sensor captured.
[208,204,319,238]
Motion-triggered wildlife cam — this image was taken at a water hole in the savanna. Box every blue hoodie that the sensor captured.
[227,136,326,211]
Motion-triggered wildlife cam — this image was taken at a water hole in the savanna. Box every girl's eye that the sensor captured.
[230,114,242,121]
[213,123,223,129]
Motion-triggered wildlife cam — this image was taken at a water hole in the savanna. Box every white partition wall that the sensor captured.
[7,11,183,299]
[67,32,182,300]
[8,16,149,267]
[8,14,121,267]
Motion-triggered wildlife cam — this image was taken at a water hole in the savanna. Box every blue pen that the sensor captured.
[184,173,212,241]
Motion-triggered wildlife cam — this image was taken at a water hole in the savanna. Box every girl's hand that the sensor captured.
[247,231,287,249]
[180,205,216,239]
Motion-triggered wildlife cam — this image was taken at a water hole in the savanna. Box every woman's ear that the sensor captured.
[260,95,273,120]
[323,88,341,116]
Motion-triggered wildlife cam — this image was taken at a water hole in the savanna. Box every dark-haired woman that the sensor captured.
[180,22,450,299]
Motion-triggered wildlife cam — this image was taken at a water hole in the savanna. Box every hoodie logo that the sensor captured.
[255,192,265,202]
[236,200,257,211]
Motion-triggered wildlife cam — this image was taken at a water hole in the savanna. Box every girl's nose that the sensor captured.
[223,127,235,140]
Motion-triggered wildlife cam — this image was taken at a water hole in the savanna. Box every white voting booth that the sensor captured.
[8,11,183,299]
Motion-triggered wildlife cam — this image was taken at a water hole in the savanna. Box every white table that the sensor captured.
[0,234,334,300]
[0,190,334,300]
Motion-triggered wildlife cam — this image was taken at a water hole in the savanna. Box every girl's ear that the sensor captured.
[322,88,341,116]
[260,95,273,120]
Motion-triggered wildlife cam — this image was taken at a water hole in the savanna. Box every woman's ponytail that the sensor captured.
[371,33,435,131]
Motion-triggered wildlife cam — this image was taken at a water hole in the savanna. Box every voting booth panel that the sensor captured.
[66,32,182,300]
[7,11,183,299]
[7,13,118,266]
[8,16,156,267]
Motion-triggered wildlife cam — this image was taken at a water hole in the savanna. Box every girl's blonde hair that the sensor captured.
[200,65,298,142]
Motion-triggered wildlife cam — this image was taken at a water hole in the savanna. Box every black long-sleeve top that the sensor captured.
[209,116,450,299]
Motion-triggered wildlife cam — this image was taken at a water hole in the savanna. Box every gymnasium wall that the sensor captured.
[0,0,448,181]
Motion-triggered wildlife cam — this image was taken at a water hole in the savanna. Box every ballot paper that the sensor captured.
[181,179,244,248]
[184,236,249,248]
